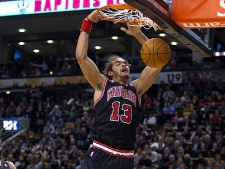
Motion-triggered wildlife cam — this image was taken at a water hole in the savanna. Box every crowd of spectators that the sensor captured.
[0,74,224,169]
[0,54,225,168]
[0,54,225,78]
[0,56,79,78]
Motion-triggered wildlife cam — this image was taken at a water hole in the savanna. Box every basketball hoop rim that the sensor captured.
[97,3,162,30]
[97,4,136,11]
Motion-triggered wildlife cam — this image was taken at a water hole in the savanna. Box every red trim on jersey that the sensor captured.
[94,78,108,106]
[94,140,134,153]
[92,140,134,158]
[130,82,140,104]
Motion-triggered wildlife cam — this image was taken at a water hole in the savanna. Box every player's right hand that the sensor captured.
[87,10,99,23]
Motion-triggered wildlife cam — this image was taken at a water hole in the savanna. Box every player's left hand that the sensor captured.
[120,23,141,36]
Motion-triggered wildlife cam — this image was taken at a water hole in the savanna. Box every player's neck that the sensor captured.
[112,77,129,85]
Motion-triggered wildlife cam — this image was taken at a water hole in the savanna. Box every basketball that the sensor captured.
[140,38,171,68]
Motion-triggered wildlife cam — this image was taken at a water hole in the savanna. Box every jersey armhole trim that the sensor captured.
[130,83,140,106]
[94,78,108,106]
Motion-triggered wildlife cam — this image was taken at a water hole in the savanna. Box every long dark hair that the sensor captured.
[102,54,120,79]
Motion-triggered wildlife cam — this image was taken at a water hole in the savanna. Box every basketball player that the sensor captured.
[76,10,163,169]
[0,161,16,169]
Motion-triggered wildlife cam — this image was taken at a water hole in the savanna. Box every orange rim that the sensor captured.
[98,4,136,11]
[98,4,138,23]
[97,3,162,30]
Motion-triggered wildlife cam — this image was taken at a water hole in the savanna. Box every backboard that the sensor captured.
[124,0,213,57]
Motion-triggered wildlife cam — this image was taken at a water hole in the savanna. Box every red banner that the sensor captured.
[171,0,225,28]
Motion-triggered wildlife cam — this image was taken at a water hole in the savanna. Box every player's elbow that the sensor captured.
[75,50,82,60]
[75,50,87,61]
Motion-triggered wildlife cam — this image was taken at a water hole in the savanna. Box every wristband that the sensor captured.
[80,17,93,33]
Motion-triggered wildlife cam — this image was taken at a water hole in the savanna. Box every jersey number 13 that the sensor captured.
[110,101,132,124]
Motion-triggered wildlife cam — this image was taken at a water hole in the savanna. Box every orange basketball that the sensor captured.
[140,38,171,68]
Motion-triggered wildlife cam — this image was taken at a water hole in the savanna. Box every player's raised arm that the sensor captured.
[120,24,162,99]
[76,10,105,90]
[120,24,148,45]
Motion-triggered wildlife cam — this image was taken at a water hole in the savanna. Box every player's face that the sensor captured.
[110,58,130,79]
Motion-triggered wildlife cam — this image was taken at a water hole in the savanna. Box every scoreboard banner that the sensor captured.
[0,0,125,17]
[130,71,182,84]
[171,0,225,28]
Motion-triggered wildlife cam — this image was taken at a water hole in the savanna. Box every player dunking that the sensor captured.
[76,10,163,169]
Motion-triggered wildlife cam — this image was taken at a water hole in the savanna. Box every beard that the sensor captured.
[113,71,130,80]
[121,74,129,80]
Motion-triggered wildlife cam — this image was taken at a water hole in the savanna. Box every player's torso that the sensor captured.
[92,79,140,150]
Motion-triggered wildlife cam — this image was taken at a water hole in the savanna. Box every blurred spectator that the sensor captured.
[152,154,164,169]
[134,148,142,161]
[0,97,7,109]
[32,67,42,76]
[75,158,84,169]
[180,116,192,131]
[49,105,62,122]
[82,101,90,112]
[54,115,64,128]
[204,80,215,94]
[147,147,157,163]
[43,120,55,134]
[170,140,179,156]
[151,136,165,151]
[198,142,209,157]
[61,61,72,75]
[30,60,49,74]
[1,69,10,78]
[1,143,13,158]
[143,112,157,129]
[138,150,152,168]
[5,101,18,118]
[163,102,175,120]
[185,142,197,158]
[206,114,216,129]
[134,159,139,169]
[221,160,225,169]
[189,110,199,125]
[171,97,180,110]
[195,153,207,167]
[163,154,177,168]
[142,93,153,106]
[182,102,194,117]
[170,116,182,131]
[162,85,174,99]
[31,88,43,99]
[51,159,63,169]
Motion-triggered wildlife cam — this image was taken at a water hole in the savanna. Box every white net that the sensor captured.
[98,8,161,31]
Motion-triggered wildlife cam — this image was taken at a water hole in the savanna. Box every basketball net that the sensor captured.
[98,4,162,31]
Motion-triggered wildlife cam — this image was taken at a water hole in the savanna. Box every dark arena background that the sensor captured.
[0,0,224,168]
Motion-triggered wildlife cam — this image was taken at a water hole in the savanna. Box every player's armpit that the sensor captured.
[132,66,162,97]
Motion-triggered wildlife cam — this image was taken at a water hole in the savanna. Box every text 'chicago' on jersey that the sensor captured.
[107,85,137,107]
